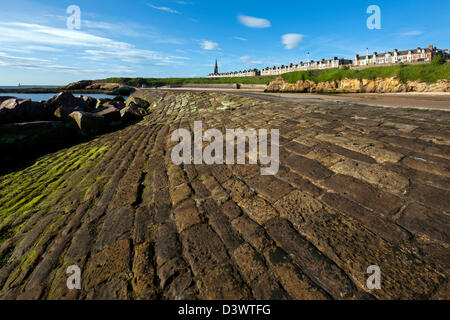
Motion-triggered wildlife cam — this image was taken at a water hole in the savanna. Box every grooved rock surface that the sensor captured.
[0,89,448,300]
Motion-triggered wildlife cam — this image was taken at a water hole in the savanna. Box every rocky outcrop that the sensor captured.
[126,96,151,109]
[120,104,148,123]
[98,99,126,110]
[96,106,122,127]
[0,121,81,168]
[85,82,121,91]
[81,95,98,109]
[265,77,450,93]
[60,80,134,95]
[48,92,91,120]
[407,80,450,92]
[0,92,148,168]
[63,80,93,90]
[0,96,15,104]
[0,98,50,123]
[69,111,105,135]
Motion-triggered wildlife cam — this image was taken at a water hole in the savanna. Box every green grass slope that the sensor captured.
[101,61,449,86]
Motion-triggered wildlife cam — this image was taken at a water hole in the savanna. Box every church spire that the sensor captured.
[214,59,219,74]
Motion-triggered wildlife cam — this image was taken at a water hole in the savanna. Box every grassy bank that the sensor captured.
[101,75,277,86]
[101,62,449,86]
[281,62,450,84]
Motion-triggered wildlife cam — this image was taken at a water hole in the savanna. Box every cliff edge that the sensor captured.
[265,77,450,93]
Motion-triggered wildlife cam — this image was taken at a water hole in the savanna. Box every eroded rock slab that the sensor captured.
[0,89,448,300]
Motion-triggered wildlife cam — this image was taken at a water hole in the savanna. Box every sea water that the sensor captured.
[0,86,122,102]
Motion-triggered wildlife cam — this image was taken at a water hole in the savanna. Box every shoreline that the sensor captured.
[3,85,449,111]
[0,88,117,95]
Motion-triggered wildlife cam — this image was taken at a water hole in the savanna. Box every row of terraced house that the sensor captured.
[207,44,449,78]
[354,45,448,66]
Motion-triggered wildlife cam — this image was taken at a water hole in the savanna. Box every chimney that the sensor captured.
[429,44,434,50]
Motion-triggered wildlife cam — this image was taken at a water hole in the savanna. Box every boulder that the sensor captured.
[113,96,125,103]
[0,96,15,104]
[126,96,150,109]
[120,103,148,123]
[1,97,28,111]
[47,91,77,109]
[81,96,98,109]
[53,106,83,120]
[28,101,50,121]
[0,98,26,123]
[47,92,88,119]
[69,111,105,135]
[97,99,126,110]
[96,106,122,127]
[0,98,49,124]
[0,121,81,167]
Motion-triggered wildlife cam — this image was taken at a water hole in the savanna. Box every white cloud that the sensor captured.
[0,22,131,50]
[240,56,262,65]
[83,20,118,31]
[281,33,304,50]
[400,30,423,36]
[0,52,133,74]
[1,45,63,54]
[147,4,180,14]
[233,36,248,41]
[0,52,50,67]
[200,40,219,50]
[41,15,158,39]
[238,15,271,28]
[85,49,188,64]
[26,45,64,52]
[0,22,186,65]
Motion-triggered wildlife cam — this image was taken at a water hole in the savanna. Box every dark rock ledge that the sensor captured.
[0,91,148,172]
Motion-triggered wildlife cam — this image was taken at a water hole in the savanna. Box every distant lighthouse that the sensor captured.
[214,59,219,74]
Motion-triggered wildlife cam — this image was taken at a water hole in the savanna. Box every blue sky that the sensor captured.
[0,0,448,85]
